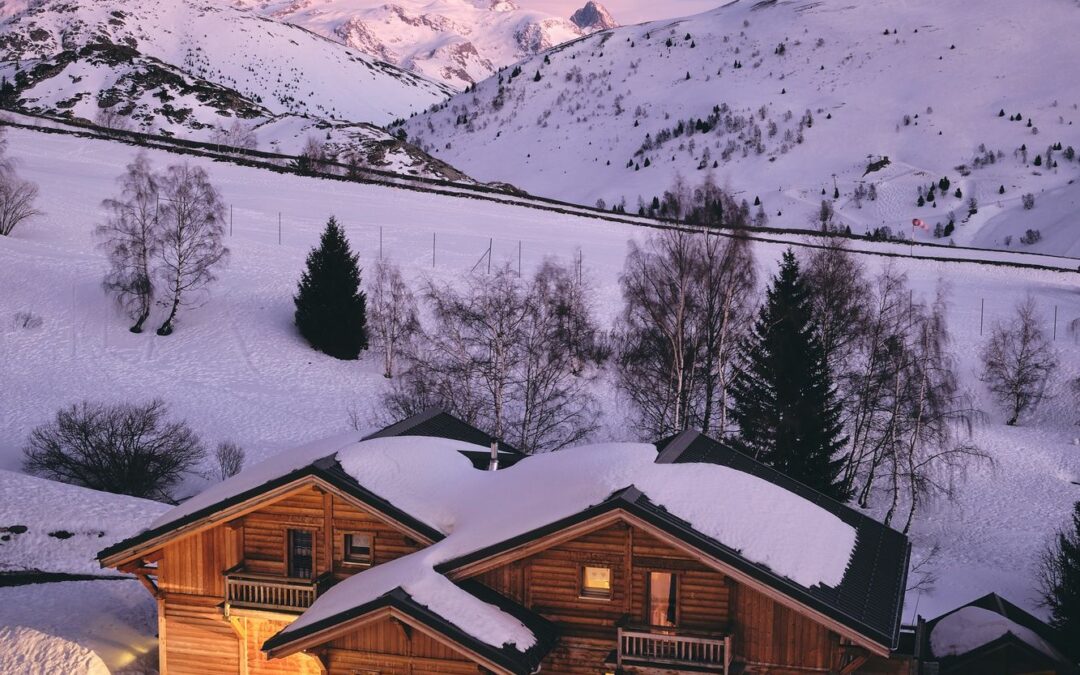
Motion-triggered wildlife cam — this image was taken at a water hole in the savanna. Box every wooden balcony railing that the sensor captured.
[224,570,328,615]
[617,626,732,674]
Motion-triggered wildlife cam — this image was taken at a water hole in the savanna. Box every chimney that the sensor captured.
[488,439,500,471]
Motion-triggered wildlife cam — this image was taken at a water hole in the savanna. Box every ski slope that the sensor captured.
[403,0,1080,254]
[1,124,1080,626]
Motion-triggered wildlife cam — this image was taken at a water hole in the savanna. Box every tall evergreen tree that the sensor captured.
[1041,502,1080,656]
[729,249,849,500]
[294,217,368,360]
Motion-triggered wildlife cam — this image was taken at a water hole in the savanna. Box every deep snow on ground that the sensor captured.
[0,580,159,674]
[2,125,1080,625]
[0,469,170,576]
[403,0,1080,254]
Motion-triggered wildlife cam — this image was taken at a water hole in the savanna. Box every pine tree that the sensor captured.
[729,249,849,500]
[1041,502,1080,658]
[294,217,368,360]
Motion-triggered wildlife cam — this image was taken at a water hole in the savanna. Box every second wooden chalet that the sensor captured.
[99,409,913,674]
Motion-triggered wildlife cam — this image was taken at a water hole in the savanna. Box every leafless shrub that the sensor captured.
[94,106,131,135]
[23,399,205,501]
[13,310,42,330]
[209,119,258,151]
[213,441,245,480]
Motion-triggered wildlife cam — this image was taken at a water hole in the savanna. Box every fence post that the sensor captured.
[487,238,492,274]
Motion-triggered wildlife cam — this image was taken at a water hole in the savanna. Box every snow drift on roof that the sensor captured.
[930,605,1065,661]
[335,437,857,587]
[148,432,364,530]
[283,436,858,650]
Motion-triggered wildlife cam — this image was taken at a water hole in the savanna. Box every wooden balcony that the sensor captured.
[223,570,330,616]
[616,626,732,674]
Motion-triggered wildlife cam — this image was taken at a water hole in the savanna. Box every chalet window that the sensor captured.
[580,565,612,599]
[344,533,373,565]
[648,571,678,627]
[287,529,314,579]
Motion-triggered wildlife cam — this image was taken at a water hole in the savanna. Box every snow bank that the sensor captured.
[0,626,109,675]
[0,579,159,674]
[285,436,856,649]
[0,470,170,575]
[930,605,1064,660]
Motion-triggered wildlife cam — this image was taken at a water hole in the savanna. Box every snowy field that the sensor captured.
[2,123,1080,634]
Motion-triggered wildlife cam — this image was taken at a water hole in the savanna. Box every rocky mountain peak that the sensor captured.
[570,1,616,32]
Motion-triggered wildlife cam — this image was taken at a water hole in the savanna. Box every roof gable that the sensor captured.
[654,429,910,650]
[98,456,444,567]
[262,581,557,674]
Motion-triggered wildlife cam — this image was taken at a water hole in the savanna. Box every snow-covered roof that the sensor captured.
[147,432,365,531]
[268,436,857,655]
[930,605,1066,661]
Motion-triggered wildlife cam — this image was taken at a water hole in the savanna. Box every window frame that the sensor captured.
[646,570,680,628]
[286,528,315,580]
[579,564,613,600]
[342,532,375,567]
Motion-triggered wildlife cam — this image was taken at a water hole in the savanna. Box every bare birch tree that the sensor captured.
[381,261,600,452]
[368,257,420,378]
[979,295,1058,425]
[514,259,600,451]
[96,153,161,332]
[696,230,756,435]
[0,129,40,236]
[0,168,39,236]
[154,163,228,336]
[617,229,704,436]
[213,441,245,480]
[842,270,986,532]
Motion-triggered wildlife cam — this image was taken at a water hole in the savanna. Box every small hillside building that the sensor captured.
[100,409,915,674]
[913,593,1076,675]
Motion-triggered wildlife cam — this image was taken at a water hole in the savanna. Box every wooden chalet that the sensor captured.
[912,593,1077,675]
[99,409,914,675]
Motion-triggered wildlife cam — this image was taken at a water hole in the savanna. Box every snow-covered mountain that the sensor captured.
[401,0,1080,255]
[0,0,471,176]
[231,0,618,89]
[0,0,453,125]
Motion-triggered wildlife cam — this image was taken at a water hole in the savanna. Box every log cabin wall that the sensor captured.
[240,485,425,577]
[471,520,841,675]
[325,616,483,675]
[151,483,427,675]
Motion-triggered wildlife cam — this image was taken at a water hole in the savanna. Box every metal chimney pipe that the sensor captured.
[488,439,499,471]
